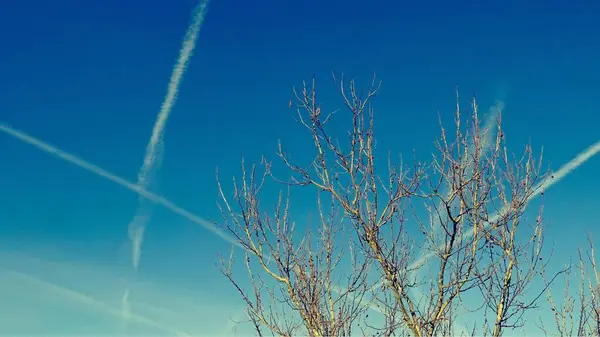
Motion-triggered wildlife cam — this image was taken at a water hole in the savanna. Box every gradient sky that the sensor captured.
[0,0,599,335]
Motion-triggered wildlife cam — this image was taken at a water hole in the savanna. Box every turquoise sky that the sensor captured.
[1,0,599,335]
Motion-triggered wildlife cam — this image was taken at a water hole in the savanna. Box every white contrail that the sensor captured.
[120,288,131,331]
[129,0,211,273]
[412,101,503,275]
[339,138,600,316]
[0,265,193,336]
[5,119,597,322]
[408,139,600,271]
[124,0,210,325]
[400,102,502,333]
[368,101,504,296]
[0,123,241,249]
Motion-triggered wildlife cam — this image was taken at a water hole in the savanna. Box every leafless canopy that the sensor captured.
[217,75,565,337]
[541,234,600,337]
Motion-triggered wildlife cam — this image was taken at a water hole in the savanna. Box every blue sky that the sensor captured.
[0,0,599,335]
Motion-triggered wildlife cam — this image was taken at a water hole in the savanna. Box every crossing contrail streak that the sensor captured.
[129,0,211,274]
[411,101,503,277]
[5,120,596,321]
[399,102,504,302]
[335,138,600,315]
[123,1,210,326]
[0,123,242,249]
[0,265,193,336]
[408,139,600,271]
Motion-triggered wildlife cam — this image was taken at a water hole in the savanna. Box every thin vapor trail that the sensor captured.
[336,138,600,316]
[5,119,597,322]
[409,139,600,271]
[120,288,131,330]
[386,102,504,330]
[0,123,242,249]
[0,266,193,336]
[129,0,211,272]
[412,101,503,273]
[123,1,210,325]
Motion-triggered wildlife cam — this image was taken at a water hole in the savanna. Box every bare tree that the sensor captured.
[542,233,600,337]
[474,151,565,337]
[217,75,559,336]
[217,159,372,336]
